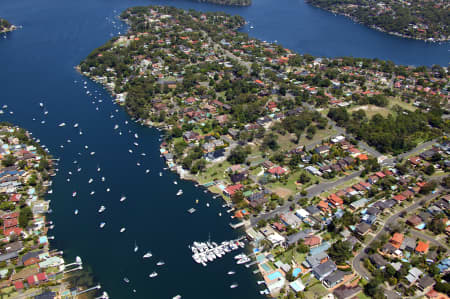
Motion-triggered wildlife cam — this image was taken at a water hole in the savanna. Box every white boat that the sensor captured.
[58,122,66,127]
[156,261,165,266]
[39,102,44,108]
[97,167,101,172]
[123,277,130,283]
[149,271,158,278]
[141,153,146,156]
[236,257,250,264]
[120,196,126,202]
[77,167,81,172]
[128,149,133,153]
[114,124,119,130]
[230,283,238,289]
[120,227,126,233]
[88,178,93,184]
[173,295,182,299]
[145,169,150,174]
[106,188,110,192]
[84,145,88,149]
[187,208,196,214]
[90,191,95,195]
[98,206,106,213]
[176,189,183,196]
[136,162,140,166]
[90,152,95,156]
[48,190,53,194]
[159,172,162,177]
[143,252,152,258]
[74,123,79,128]
[206,203,210,207]
[134,142,139,146]
[134,241,139,252]
[227,270,235,275]
[44,111,48,115]
[134,133,139,139]
[74,209,79,215]
[173,181,178,185]
[99,222,106,228]
[101,177,105,181]
[234,253,246,260]
[72,192,77,197]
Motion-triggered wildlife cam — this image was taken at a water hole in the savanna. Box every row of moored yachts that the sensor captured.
[191,240,249,266]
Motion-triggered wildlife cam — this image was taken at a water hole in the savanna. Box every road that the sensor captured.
[382,139,437,166]
[410,229,449,252]
[250,170,363,225]
[351,189,443,281]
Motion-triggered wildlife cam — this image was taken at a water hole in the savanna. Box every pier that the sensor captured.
[229,222,244,229]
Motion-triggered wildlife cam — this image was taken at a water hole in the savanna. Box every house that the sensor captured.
[390,233,404,249]
[315,145,330,156]
[303,251,329,268]
[323,270,345,288]
[406,267,423,284]
[407,215,424,227]
[268,166,287,178]
[304,236,321,247]
[333,285,363,299]
[416,241,429,254]
[369,253,387,269]
[393,194,406,202]
[280,212,302,228]
[289,279,305,293]
[223,184,243,197]
[350,198,368,211]
[183,131,200,143]
[400,236,416,252]
[328,194,343,207]
[204,148,225,162]
[417,276,435,292]
[285,229,313,247]
[312,260,337,281]
[355,222,371,236]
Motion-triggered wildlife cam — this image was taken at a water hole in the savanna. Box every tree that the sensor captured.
[424,164,435,175]
[19,206,33,228]
[1,154,16,167]
[328,240,352,264]
[227,146,250,164]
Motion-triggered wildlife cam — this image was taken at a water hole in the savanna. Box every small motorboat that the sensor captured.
[134,242,139,252]
[120,196,126,202]
[58,122,66,127]
[143,252,152,258]
[123,277,130,283]
[149,272,158,278]
[74,209,79,215]
[156,261,165,266]
[72,192,77,197]
[120,227,126,233]
[98,206,106,213]
[230,283,238,289]
[99,222,106,228]
[227,271,235,275]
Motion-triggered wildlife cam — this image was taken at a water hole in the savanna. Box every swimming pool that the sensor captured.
[293,268,302,278]
[267,271,282,281]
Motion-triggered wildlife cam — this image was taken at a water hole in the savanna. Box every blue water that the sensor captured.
[0,0,448,298]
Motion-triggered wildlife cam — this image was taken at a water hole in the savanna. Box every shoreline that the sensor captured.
[0,25,17,34]
[308,4,450,43]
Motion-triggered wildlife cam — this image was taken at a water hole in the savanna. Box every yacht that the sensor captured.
[90,191,95,195]
[173,181,178,185]
[206,203,210,207]
[74,123,79,128]
[74,209,79,215]
[143,252,152,258]
[72,192,77,197]
[98,206,106,213]
[39,102,44,108]
[128,149,133,154]
[88,178,93,184]
[145,169,150,174]
[120,227,126,233]
[120,196,126,202]
[114,124,119,130]
[227,270,235,275]
[90,152,95,156]
[156,261,165,266]
[176,189,183,196]
[149,272,158,278]
[58,122,66,127]
[230,283,238,289]
[106,188,110,192]
[99,222,106,228]
[134,142,139,147]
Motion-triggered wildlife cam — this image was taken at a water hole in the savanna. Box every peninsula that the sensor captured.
[0,122,104,298]
[80,5,449,298]
[0,18,15,33]
[197,0,251,6]
[306,0,450,41]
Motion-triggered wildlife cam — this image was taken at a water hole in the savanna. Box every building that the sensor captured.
[312,260,337,281]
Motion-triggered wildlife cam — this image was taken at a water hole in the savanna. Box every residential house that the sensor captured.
[312,260,337,281]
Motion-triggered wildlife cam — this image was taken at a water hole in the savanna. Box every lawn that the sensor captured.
[275,128,337,152]
[197,160,231,184]
[278,247,306,265]
[304,278,328,298]
[349,104,392,118]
